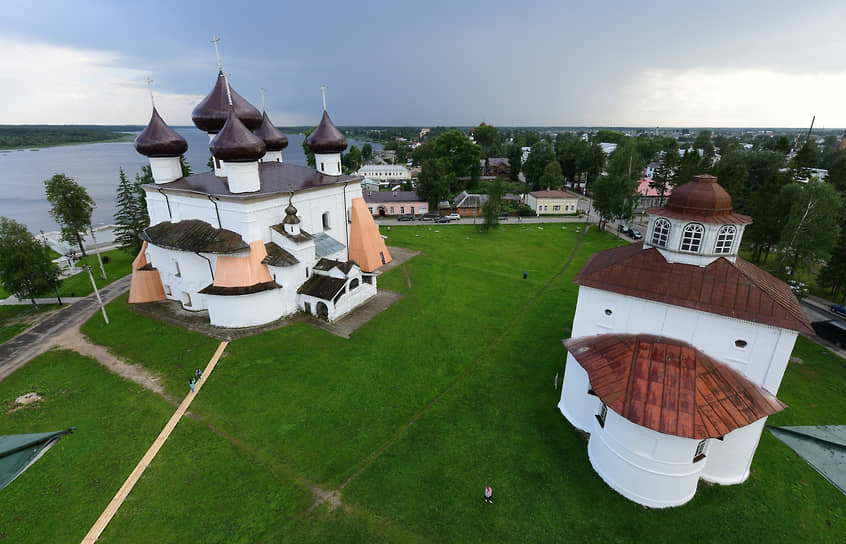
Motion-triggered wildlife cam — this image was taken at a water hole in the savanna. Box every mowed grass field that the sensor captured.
[1,223,844,543]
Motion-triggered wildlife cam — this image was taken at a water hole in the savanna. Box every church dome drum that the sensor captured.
[192,71,262,133]
[134,108,188,157]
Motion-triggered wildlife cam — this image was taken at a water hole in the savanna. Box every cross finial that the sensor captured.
[211,35,222,72]
[224,72,233,106]
[145,76,155,108]
[320,84,327,111]
[260,88,266,112]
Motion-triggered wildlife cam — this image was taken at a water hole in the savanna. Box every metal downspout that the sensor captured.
[157,188,172,220]
[207,195,222,229]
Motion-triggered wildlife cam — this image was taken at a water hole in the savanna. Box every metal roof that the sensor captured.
[312,232,345,258]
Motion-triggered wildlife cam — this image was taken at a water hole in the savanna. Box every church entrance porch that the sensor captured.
[316,302,329,320]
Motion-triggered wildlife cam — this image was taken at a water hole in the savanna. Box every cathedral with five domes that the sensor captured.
[128,65,391,328]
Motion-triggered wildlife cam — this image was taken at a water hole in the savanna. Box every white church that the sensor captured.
[559,174,812,508]
[128,66,391,328]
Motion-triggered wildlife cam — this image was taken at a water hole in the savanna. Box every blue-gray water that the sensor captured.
[0,127,380,233]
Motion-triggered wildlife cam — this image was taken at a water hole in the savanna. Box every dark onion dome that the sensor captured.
[254,111,288,151]
[134,108,188,157]
[306,110,347,153]
[209,108,266,162]
[192,71,262,133]
[283,197,300,224]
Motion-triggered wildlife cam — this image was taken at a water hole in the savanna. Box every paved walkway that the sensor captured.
[0,295,84,306]
[81,341,229,543]
[0,275,130,381]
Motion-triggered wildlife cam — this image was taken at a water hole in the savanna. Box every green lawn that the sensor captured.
[6,224,844,542]
[0,350,173,543]
[0,303,61,344]
[54,248,134,298]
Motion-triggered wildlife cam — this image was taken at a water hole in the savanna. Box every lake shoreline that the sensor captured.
[0,134,135,152]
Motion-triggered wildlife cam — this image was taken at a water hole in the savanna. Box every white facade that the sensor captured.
[644,214,747,267]
[315,152,342,176]
[526,192,580,215]
[357,164,411,180]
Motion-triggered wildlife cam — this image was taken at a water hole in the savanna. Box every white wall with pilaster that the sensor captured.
[206,288,285,327]
[144,244,218,310]
[700,418,766,485]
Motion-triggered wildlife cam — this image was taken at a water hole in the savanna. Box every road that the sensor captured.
[0,275,131,381]
[800,295,846,358]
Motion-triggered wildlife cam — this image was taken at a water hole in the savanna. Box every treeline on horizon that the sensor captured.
[0,126,133,150]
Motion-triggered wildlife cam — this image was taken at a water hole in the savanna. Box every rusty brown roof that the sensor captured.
[141,220,248,254]
[564,334,786,439]
[574,243,813,334]
[646,174,752,224]
[148,161,361,200]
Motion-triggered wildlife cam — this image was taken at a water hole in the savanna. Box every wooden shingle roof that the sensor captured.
[564,334,786,439]
[574,244,813,334]
[141,220,248,254]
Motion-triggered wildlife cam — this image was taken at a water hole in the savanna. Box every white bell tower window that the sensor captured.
[680,223,704,253]
[714,225,736,254]
[651,218,671,248]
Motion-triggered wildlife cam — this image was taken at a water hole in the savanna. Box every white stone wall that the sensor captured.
[145,244,219,311]
[700,418,766,485]
[643,214,748,266]
[571,286,798,393]
[206,288,285,327]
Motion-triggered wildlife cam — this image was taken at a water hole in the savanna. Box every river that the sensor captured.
[0,127,380,234]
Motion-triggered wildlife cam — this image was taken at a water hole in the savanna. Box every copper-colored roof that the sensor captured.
[148,162,362,200]
[574,244,813,334]
[128,241,166,304]
[209,109,266,162]
[307,110,347,153]
[191,71,262,133]
[348,197,392,272]
[647,174,752,224]
[564,334,786,439]
[253,111,288,151]
[134,108,188,158]
[142,220,248,254]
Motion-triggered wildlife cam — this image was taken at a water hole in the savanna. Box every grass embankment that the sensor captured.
[4,224,844,542]
[0,304,60,344]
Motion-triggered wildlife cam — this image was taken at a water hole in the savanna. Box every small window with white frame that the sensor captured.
[680,223,704,253]
[714,225,736,254]
[596,403,608,428]
[651,218,671,248]
[693,439,707,462]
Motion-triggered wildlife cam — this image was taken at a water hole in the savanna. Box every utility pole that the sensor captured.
[85,264,109,324]
[90,226,106,280]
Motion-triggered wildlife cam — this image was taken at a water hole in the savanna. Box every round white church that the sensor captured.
[559,174,812,508]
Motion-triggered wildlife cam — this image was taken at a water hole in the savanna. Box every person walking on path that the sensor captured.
[194,367,203,381]
[189,377,196,393]
[484,486,493,504]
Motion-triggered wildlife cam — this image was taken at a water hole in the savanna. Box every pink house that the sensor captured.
[636,178,672,210]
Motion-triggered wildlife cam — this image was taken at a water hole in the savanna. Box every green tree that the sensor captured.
[179,155,192,177]
[777,180,842,276]
[432,130,481,181]
[538,160,563,190]
[44,173,95,257]
[0,217,62,306]
[114,167,147,255]
[594,129,626,144]
[342,145,362,173]
[676,148,704,185]
[793,140,821,181]
[480,177,505,232]
[417,159,447,210]
[826,152,846,192]
[302,127,316,168]
[473,123,498,157]
[693,130,715,159]
[817,204,846,302]
[592,174,638,230]
[774,135,791,155]
[606,139,645,181]
[361,143,373,161]
[506,144,522,182]
[522,141,555,190]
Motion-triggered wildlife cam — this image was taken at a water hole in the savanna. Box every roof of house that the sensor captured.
[141,220,248,253]
[297,274,346,299]
[145,161,362,200]
[487,157,510,167]
[637,178,672,197]
[528,190,580,199]
[358,164,409,173]
[454,191,488,208]
[574,243,813,334]
[564,334,786,439]
[262,242,299,267]
[363,191,422,203]
[313,258,357,274]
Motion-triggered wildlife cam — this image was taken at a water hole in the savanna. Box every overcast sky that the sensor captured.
[2,0,845,128]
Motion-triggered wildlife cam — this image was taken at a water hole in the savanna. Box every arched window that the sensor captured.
[680,223,704,253]
[714,225,736,254]
[651,218,671,247]
[349,278,359,290]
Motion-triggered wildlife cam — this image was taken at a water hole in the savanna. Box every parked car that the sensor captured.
[435,216,451,223]
[445,213,461,221]
[629,228,643,240]
[397,214,415,221]
[499,212,509,220]
[812,319,846,347]
[832,304,846,316]
[420,213,440,222]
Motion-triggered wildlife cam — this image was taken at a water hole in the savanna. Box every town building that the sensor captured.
[635,178,672,210]
[357,164,410,181]
[526,190,580,215]
[128,70,391,327]
[482,157,510,177]
[363,191,428,217]
[558,174,811,508]
[453,190,488,217]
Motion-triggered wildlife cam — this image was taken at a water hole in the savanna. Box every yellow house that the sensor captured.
[526,190,580,215]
